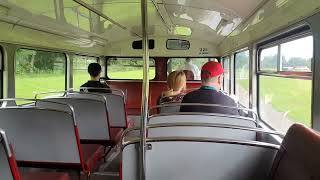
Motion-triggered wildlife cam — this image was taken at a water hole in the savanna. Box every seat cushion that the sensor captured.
[270,124,320,180]
[81,144,105,172]
[21,172,69,180]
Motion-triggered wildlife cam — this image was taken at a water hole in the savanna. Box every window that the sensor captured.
[167,58,215,80]
[258,35,313,133]
[0,47,2,98]
[222,57,230,94]
[166,39,190,50]
[235,50,249,107]
[72,55,98,89]
[15,49,66,99]
[107,57,155,80]
[259,36,313,73]
[260,46,278,71]
[280,36,313,72]
[64,1,91,31]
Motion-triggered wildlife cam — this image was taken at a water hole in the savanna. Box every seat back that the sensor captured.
[122,139,279,180]
[270,124,320,180]
[36,97,110,143]
[159,106,180,113]
[0,107,81,168]
[103,93,127,128]
[149,114,256,128]
[69,91,127,128]
[0,130,15,180]
[147,125,256,141]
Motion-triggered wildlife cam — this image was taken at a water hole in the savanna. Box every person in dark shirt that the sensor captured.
[180,61,239,115]
[80,63,111,93]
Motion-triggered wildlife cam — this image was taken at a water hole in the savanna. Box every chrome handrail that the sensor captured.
[0,129,12,157]
[149,103,259,125]
[121,122,284,143]
[0,98,77,125]
[122,136,280,150]
[34,90,71,99]
[79,87,127,102]
[149,112,257,124]
[34,90,110,112]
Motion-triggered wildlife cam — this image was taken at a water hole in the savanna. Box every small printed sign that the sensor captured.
[199,48,209,55]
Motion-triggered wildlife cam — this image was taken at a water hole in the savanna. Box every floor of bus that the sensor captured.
[81,115,141,179]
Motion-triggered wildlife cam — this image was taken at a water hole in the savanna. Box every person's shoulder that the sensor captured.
[184,89,199,97]
[181,89,200,101]
[99,83,110,88]
[80,81,89,87]
[217,91,237,105]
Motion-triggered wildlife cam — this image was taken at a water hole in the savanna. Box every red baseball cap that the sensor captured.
[201,61,224,79]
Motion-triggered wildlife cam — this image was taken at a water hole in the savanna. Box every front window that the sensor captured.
[107,57,155,80]
[167,58,217,80]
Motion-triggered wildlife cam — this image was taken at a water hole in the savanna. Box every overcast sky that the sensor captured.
[261,36,313,61]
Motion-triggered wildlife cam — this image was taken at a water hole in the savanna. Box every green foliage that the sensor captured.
[235,51,249,69]
[261,54,312,71]
[238,76,311,127]
[107,58,156,76]
[260,76,311,127]
[261,55,277,70]
[16,49,65,75]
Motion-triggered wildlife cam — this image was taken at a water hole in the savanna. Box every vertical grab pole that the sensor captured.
[140,0,149,180]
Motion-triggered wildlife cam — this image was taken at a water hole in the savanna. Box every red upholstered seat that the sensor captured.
[110,127,124,143]
[270,124,320,180]
[21,172,69,180]
[81,144,105,172]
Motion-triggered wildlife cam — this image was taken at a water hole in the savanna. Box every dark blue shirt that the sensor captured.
[180,86,239,115]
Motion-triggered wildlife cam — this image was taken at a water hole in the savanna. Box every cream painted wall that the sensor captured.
[104,37,219,57]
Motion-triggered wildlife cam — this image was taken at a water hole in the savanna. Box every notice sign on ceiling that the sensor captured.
[199,48,209,55]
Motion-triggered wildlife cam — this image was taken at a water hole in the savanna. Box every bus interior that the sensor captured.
[0,0,320,180]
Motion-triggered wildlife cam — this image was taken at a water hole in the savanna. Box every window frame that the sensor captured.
[14,48,68,97]
[256,29,314,129]
[105,57,157,81]
[222,56,231,94]
[257,32,313,80]
[233,49,250,106]
[0,46,3,99]
[166,39,191,50]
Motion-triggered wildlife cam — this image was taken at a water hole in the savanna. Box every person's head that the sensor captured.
[167,71,187,92]
[88,63,102,80]
[186,58,192,63]
[201,61,224,90]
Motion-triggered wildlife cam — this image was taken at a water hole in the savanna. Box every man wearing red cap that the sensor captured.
[180,61,239,115]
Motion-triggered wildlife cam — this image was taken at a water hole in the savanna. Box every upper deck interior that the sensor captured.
[0,0,319,57]
[1,1,320,180]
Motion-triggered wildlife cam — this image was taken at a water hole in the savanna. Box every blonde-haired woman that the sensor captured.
[159,71,187,104]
